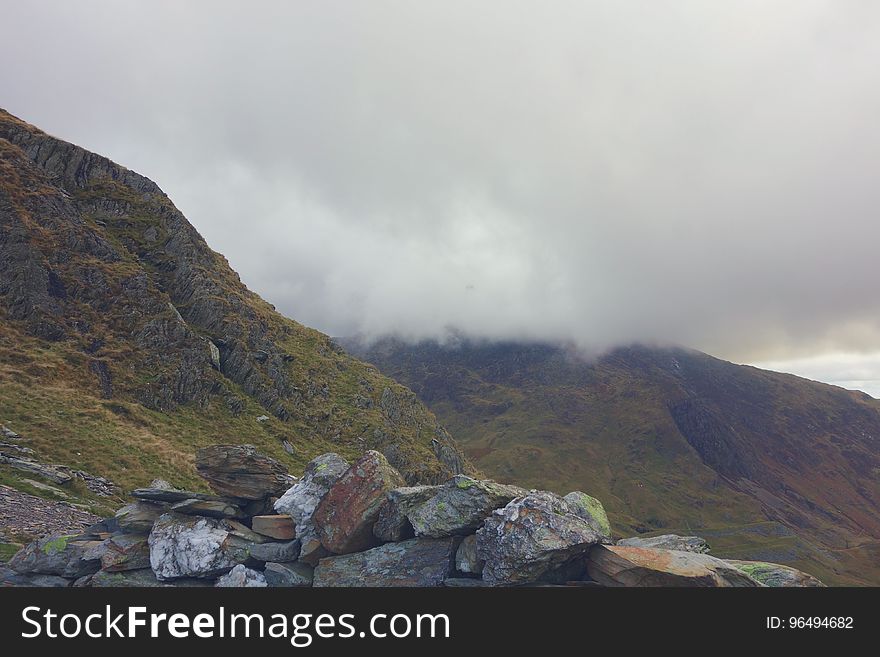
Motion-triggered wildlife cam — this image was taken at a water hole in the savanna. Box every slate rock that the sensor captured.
[7,533,103,578]
[170,498,246,519]
[407,476,527,538]
[617,534,710,553]
[196,444,294,500]
[313,537,458,587]
[586,545,763,587]
[477,491,603,586]
[97,534,151,572]
[0,566,71,587]
[115,501,166,532]
[87,568,210,587]
[455,534,484,575]
[264,562,314,587]
[251,515,295,540]
[313,451,406,554]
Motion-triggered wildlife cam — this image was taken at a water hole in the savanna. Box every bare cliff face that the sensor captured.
[0,109,469,529]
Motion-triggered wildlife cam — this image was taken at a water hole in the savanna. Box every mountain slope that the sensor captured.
[0,109,469,533]
[345,337,880,585]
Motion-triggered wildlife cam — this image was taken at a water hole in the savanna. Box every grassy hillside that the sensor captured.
[0,109,470,533]
[348,338,880,585]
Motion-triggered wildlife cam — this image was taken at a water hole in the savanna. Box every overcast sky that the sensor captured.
[2,1,879,396]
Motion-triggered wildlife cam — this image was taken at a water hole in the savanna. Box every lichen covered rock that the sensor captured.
[7,532,103,578]
[725,560,824,587]
[616,534,709,553]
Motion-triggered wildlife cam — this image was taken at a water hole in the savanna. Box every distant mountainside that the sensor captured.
[0,109,469,539]
[344,337,880,585]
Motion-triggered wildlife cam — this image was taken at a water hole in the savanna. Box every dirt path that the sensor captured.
[0,484,100,542]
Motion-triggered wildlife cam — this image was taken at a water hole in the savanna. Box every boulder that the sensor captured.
[373,485,442,542]
[251,515,296,540]
[115,501,165,533]
[407,476,526,538]
[586,545,763,587]
[7,533,103,578]
[617,534,710,554]
[196,444,294,500]
[313,537,458,587]
[563,492,612,541]
[170,499,246,519]
[264,562,314,587]
[313,451,406,554]
[455,534,484,575]
[248,539,301,563]
[725,560,825,587]
[274,453,349,560]
[215,564,267,587]
[477,491,603,586]
[131,488,227,504]
[147,513,255,580]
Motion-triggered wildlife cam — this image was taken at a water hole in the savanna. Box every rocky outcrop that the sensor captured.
[617,534,710,553]
[477,491,605,585]
[313,451,406,554]
[3,444,825,588]
[587,545,763,587]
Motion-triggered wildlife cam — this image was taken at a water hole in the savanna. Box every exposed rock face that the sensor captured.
[7,533,103,578]
[196,445,294,500]
[313,451,406,554]
[147,513,252,580]
[407,476,527,538]
[477,491,604,585]
[215,564,267,587]
[264,562,314,587]
[313,537,458,587]
[617,534,710,554]
[725,560,824,587]
[587,546,763,587]
[274,453,349,560]
[373,485,442,542]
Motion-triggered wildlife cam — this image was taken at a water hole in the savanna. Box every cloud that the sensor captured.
[3,0,880,365]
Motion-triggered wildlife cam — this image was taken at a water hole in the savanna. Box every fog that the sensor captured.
[3,1,879,393]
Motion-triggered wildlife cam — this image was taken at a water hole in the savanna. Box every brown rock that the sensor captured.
[251,515,296,540]
[313,451,406,554]
[195,444,294,500]
[586,545,763,587]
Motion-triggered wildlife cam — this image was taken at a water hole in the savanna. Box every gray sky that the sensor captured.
[3,1,880,396]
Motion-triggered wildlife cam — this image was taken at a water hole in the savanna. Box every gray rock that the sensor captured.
[0,455,73,484]
[407,476,527,538]
[0,424,21,440]
[313,537,458,587]
[586,545,763,587]
[115,501,166,533]
[208,340,221,370]
[264,562,314,587]
[147,513,254,580]
[373,485,442,542]
[455,534,484,575]
[7,533,103,578]
[215,564,267,587]
[170,498,246,519]
[87,568,210,587]
[97,534,151,572]
[617,534,710,553]
[477,491,603,586]
[0,566,71,587]
[196,444,294,500]
[725,560,824,587]
[248,539,301,563]
[313,451,406,554]
[131,488,229,504]
[274,453,350,560]
[443,577,489,587]
[563,491,613,542]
